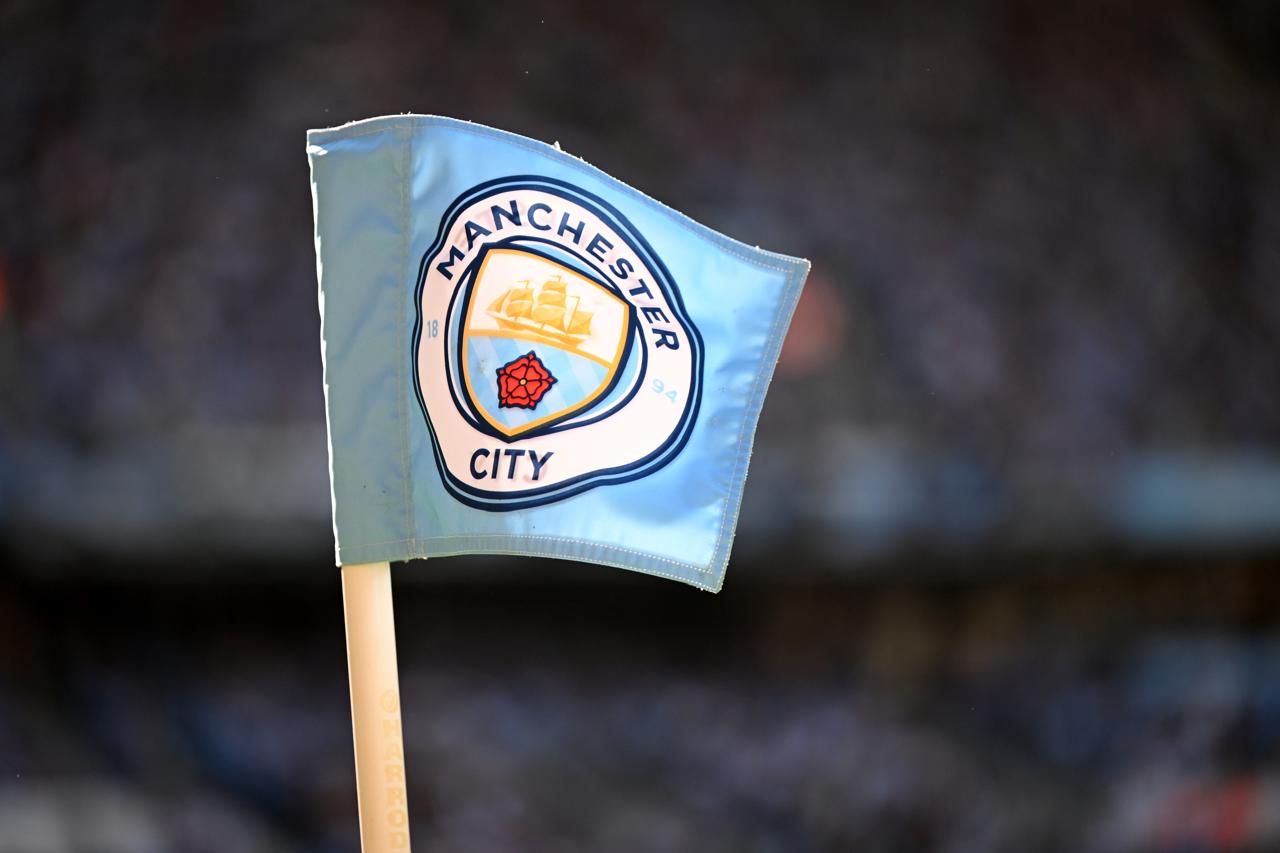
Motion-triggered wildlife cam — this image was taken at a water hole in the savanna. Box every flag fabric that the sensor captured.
[308,115,809,591]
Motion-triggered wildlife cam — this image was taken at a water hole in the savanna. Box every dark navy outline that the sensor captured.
[440,262,480,430]
[412,176,705,511]
[481,235,649,432]
[437,239,648,437]
[450,241,639,442]
[416,179,704,508]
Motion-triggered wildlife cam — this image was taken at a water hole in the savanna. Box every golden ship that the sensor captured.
[486,275,594,347]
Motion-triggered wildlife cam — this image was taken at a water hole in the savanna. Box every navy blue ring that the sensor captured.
[412,176,705,511]
[446,240,641,442]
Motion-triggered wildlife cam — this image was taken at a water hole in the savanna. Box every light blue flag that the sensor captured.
[307,116,809,591]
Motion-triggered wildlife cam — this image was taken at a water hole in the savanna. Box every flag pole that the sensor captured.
[341,561,412,851]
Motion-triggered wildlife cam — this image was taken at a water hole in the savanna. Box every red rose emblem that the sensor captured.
[496,351,557,410]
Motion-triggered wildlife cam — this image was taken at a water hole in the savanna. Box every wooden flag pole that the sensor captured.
[341,561,412,851]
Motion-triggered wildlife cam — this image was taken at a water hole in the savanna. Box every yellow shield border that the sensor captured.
[460,247,631,439]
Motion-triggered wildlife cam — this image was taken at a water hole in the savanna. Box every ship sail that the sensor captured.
[507,300,533,319]
[567,309,592,335]
[489,280,534,319]
[486,275,593,343]
[534,277,566,308]
[530,302,564,326]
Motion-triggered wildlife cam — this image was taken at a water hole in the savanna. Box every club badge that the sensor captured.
[414,176,703,510]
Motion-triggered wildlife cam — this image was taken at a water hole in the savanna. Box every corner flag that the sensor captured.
[308,115,809,592]
[310,115,808,852]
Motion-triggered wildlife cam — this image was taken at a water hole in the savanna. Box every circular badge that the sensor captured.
[414,176,703,510]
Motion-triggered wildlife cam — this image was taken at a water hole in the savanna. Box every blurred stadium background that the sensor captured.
[2,0,1279,850]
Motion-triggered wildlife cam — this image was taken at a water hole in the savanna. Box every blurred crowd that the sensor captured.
[3,559,1280,852]
[2,0,1278,558]
[2,2,1279,851]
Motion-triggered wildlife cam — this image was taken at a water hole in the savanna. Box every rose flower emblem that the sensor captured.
[496,351,557,410]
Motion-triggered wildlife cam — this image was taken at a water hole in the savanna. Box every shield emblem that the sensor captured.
[459,247,632,439]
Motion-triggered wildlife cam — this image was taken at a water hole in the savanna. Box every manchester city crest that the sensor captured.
[414,176,703,510]
[460,246,632,438]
